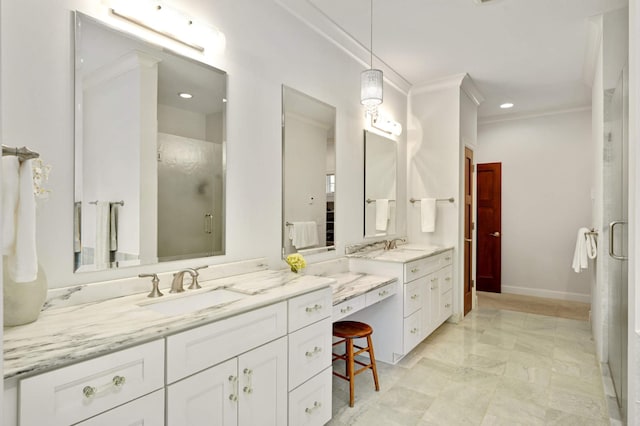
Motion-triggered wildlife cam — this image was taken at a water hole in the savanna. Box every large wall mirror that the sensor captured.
[364,130,397,237]
[282,86,336,257]
[74,12,226,272]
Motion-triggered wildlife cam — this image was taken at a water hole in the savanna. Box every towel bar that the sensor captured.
[366,199,396,204]
[89,200,125,206]
[2,145,39,161]
[409,197,454,204]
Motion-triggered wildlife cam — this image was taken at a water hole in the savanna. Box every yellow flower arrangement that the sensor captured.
[286,253,306,273]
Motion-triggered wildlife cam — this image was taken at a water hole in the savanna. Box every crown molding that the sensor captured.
[409,73,484,106]
[478,105,591,125]
[275,0,412,95]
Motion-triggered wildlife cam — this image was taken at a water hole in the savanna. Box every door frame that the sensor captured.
[476,162,502,294]
[463,147,474,315]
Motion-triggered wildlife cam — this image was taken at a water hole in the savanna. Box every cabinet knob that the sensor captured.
[243,368,252,376]
[410,294,419,300]
[378,290,388,297]
[445,303,451,308]
[411,268,419,273]
[82,386,96,399]
[305,346,323,357]
[228,394,238,401]
[340,306,353,313]
[305,401,322,414]
[305,304,323,313]
[243,386,253,394]
[410,327,419,334]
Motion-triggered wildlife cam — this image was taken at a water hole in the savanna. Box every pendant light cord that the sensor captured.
[370,0,373,70]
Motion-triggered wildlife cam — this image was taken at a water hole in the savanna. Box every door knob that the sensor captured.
[490,232,500,237]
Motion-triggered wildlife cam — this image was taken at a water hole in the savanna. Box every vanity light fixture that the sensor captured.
[107,0,225,54]
[500,102,514,109]
[360,0,383,115]
[178,92,193,99]
[371,113,402,136]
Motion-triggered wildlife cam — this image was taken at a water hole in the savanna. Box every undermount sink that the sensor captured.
[370,247,434,262]
[138,288,247,316]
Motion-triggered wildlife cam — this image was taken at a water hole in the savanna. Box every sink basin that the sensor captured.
[138,289,246,316]
[371,248,432,262]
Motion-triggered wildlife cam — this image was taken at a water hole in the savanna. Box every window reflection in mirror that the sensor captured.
[282,86,336,257]
[73,12,226,272]
[364,130,397,237]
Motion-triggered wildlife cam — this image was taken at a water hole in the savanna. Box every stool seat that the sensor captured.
[333,321,373,339]
[332,320,380,407]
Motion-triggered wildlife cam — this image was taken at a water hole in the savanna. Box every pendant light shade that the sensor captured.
[360,0,382,112]
[361,68,383,109]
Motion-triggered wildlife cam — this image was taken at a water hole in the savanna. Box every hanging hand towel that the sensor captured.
[6,159,38,282]
[289,221,319,249]
[586,232,597,260]
[2,157,20,255]
[375,199,389,231]
[571,227,590,273]
[73,202,81,253]
[94,201,110,270]
[420,198,437,233]
[109,203,118,252]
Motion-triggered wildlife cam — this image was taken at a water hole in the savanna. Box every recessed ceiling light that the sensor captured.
[222,98,227,103]
[178,92,193,99]
[500,102,514,109]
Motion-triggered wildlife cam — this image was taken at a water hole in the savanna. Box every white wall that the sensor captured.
[477,110,593,302]
[0,0,407,288]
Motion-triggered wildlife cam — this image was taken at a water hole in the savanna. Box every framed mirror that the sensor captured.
[74,12,226,272]
[364,130,397,237]
[282,86,336,257]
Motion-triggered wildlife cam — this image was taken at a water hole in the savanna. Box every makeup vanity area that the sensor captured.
[2,5,459,426]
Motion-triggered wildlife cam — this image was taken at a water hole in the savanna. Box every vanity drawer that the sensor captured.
[76,389,164,425]
[288,367,332,426]
[332,295,366,321]
[441,289,453,322]
[19,339,164,426]
[288,287,332,332]
[404,256,440,283]
[404,279,422,316]
[365,282,397,306]
[288,318,332,390]
[439,250,453,267]
[403,310,422,353]
[166,302,287,383]
[440,265,453,293]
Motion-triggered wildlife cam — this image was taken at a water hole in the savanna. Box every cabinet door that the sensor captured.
[76,389,164,425]
[238,337,288,426]
[167,358,238,426]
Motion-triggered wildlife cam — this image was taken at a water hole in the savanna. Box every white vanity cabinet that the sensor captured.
[167,337,288,426]
[287,287,333,426]
[349,248,454,364]
[18,339,165,426]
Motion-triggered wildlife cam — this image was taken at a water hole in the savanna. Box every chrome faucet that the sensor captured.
[170,268,199,293]
[139,273,163,298]
[384,238,406,251]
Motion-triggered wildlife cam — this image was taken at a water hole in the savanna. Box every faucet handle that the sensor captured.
[139,273,163,298]
[188,266,208,290]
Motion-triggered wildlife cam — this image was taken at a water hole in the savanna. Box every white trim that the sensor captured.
[410,73,466,96]
[478,105,592,125]
[461,74,485,106]
[275,0,411,95]
[502,285,591,304]
[583,16,603,88]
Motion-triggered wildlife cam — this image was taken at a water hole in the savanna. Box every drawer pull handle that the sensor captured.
[243,386,253,394]
[445,277,451,281]
[431,278,437,282]
[340,306,353,313]
[228,375,238,401]
[445,257,451,261]
[229,394,238,401]
[410,327,419,334]
[82,375,126,399]
[305,346,323,357]
[431,286,438,290]
[410,294,419,300]
[243,368,252,375]
[378,290,389,297]
[305,401,322,414]
[243,369,253,394]
[305,304,323,313]
[445,303,451,308]
[411,268,419,273]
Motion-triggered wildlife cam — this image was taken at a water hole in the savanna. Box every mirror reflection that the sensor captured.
[364,130,397,237]
[74,13,226,272]
[282,86,336,257]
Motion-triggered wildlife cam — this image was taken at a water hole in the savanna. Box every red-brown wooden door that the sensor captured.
[463,148,474,315]
[477,163,501,293]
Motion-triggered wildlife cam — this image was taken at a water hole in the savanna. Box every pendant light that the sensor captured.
[360,0,383,114]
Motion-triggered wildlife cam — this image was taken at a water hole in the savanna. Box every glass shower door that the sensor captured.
[605,65,628,420]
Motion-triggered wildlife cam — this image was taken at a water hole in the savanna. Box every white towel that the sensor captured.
[289,221,319,249]
[94,201,110,269]
[572,227,594,273]
[2,157,20,254]
[5,159,38,282]
[420,198,437,233]
[73,202,81,253]
[375,199,389,231]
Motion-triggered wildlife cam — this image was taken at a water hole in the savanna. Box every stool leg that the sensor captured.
[347,337,355,407]
[367,335,380,392]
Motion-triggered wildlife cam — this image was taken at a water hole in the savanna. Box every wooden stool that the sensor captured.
[332,321,380,407]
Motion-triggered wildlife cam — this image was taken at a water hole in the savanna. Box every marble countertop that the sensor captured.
[347,244,453,263]
[328,272,397,305]
[3,270,333,380]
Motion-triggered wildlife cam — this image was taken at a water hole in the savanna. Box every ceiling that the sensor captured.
[280,0,627,119]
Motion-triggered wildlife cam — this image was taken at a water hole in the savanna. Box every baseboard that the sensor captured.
[501,286,591,303]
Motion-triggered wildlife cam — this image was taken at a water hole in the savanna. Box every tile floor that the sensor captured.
[328,305,612,425]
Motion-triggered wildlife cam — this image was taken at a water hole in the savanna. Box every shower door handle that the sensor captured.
[204,213,213,234]
[609,220,627,260]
